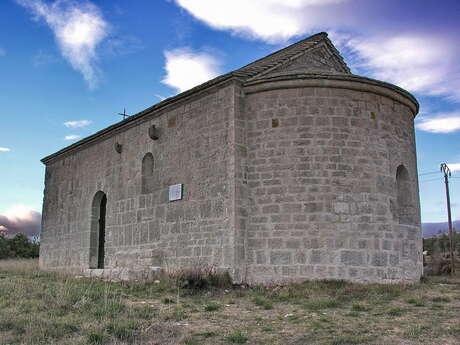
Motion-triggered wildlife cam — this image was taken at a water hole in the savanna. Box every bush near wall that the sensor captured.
[0,233,39,259]
[423,231,460,275]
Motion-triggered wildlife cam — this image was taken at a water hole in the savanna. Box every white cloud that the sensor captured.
[17,0,108,89]
[65,134,81,140]
[449,163,460,172]
[2,205,38,221]
[64,119,92,128]
[173,1,460,103]
[174,0,347,43]
[344,34,460,102]
[0,205,41,237]
[0,147,11,152]
[416,113,460,133]
[162,48,221,93]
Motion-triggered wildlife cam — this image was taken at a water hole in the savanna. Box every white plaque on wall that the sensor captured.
[169,184,183,201]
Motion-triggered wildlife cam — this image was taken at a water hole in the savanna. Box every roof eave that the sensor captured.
[41,72,240,165]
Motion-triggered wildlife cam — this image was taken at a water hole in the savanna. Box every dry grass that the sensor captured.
[0,258,40,273]
[1,259,460,345]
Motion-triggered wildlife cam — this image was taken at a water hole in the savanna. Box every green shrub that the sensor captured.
[106,319,139,341]
[204,302,221,312]
[387,307,405,316]
[162,297,176,304]
[344,311,359,317]
[304,298,340,310]
[193,331,217,338]
[86,330,108,345]
[253,297,273,310]
[406,297,426,306]
[0,233,39,259]
[351,303,369,312]
[225,331,248,344]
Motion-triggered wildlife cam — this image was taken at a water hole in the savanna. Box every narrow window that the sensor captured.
[89,191,107,269]
[396,165,414,224]
[98,194,107,269]
[142,153,154,194]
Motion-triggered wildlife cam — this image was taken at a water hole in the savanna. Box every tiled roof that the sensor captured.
[41,33,357,163]
[232,32,350,79]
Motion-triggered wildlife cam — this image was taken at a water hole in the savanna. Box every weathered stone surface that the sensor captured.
[270,251,292,265]
[341,251,365,266]
[40,32,422,284]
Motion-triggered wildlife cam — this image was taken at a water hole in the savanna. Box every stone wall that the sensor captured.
[40,82,242,276]
[242,77,422,283]
[40,73,423,284]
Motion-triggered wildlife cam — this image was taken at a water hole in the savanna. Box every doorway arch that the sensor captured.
[89,191,107,269]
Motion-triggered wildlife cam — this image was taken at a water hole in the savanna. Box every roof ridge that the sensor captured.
[233,32,350,79]
[235,32,328,72]
[41,32,355,164]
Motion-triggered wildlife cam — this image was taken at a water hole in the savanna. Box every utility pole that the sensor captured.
[440,163,455,274]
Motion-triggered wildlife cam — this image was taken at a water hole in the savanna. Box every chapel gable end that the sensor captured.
[274,44,349,75]
[244,34,351,82]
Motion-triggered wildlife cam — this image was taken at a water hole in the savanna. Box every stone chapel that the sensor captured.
[40,32,422,283]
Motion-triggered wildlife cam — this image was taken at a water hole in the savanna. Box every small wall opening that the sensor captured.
[90,191,107,269]
[396,165,415,224]
[142,153,154,194]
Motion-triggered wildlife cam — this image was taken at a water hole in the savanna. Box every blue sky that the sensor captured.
[1,0,460,235]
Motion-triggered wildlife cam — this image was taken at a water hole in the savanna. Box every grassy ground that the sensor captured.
[1,260,460,345]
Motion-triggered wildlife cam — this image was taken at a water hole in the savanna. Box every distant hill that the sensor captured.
[422,220,460,238]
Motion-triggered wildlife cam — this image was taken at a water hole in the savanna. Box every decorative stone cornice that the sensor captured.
[41,32,418,165]
[243,73,419,116]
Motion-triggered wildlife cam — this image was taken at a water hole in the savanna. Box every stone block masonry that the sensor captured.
[242,80,421,284]
[40,32,422,284]
[40,82,241,277]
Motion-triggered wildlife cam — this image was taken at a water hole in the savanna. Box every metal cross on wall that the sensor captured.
[118,108,130,120]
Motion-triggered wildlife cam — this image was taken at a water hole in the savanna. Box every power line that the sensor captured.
[419,171,439,176]
[419,177,443,183]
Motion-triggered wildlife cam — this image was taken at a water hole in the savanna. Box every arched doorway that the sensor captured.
[90,191,107,269]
